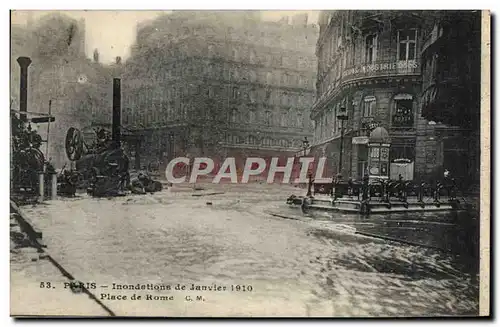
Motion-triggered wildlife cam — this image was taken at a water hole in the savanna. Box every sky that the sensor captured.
[11,10,320,64]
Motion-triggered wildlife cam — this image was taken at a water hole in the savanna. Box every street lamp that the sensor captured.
[337,106,349,179]
[302,136,309,156]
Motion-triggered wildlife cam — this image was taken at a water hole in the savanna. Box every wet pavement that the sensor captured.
[12,183,479,317]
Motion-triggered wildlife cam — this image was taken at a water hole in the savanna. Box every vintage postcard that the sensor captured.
[9,9,490,317]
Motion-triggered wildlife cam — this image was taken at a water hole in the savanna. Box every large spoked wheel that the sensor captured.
[65,127,84,161]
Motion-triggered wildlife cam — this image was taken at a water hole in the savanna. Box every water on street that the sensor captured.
[13,184,479,317]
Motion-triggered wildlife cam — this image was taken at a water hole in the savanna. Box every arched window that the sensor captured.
[231,48,238,60]
[232,86,239,99]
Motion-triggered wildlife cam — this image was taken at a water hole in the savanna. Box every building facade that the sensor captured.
[122,11,318,171]
[311,10,461,182]
[420,10,481,186]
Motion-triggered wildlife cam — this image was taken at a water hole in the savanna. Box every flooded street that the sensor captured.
[14,184,479,317]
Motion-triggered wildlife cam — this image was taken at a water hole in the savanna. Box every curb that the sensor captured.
[9,199,116,317]
[10,200,45,248]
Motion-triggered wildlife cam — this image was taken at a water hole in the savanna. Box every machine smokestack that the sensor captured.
[17,56,32,122]
[112,78,121,147]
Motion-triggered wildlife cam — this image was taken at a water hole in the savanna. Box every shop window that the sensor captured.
[365,34,378,64]
[392,94,414,128]
[390,144,416,162]
[363,96,376,117]
[398,29,418,61]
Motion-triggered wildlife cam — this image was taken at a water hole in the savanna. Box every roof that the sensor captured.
[369,127,391,143]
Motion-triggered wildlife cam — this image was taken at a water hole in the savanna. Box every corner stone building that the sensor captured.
[122,11,317,171]
[311,10,462,182]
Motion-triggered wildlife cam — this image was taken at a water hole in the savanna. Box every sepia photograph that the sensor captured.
[8,8,490,317]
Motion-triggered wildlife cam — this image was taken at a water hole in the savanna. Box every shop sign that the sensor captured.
[352,136,369,145]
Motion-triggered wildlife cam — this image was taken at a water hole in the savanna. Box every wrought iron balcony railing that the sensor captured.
[341,59,420,82]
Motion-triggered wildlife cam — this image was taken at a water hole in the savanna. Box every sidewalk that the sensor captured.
[10,206,112,317]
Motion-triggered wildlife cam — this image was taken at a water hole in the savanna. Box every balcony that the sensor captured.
[341,59,420,82]
[313,59,421,111]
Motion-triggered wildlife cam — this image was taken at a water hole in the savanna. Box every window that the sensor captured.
[231,69,239,80]
[265,111,272,126]
[365,34,377,64]
[249,71,257,82]
[230,109,238,123]
[266,72,273,85]
[392,94,414,128]
[370,147,380,158]
[232,48,238,60]
[390,144,416,162]
[232,87,239,99]
[249,110,256,123]
[297,113,303,128]
[363,96,376,117]
[249,89,257,103]
[206,86,213,98]
[250,50,256,63]
[398,29,418,61]
[280,111,287,127]
[282,92,288,106]
[208,44,215,56]
[248,135,257,145]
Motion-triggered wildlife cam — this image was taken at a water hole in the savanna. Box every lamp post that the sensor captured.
[337,106,349,179]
